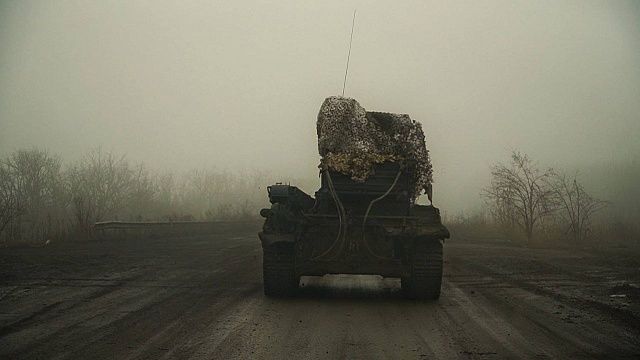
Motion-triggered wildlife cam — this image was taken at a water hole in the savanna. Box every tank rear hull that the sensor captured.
[259,166,449,299]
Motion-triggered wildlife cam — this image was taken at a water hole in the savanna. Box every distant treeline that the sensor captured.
[2,147,637,248]
[0,148,313,245]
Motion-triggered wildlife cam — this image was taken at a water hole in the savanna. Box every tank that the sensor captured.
[258,98,450,300]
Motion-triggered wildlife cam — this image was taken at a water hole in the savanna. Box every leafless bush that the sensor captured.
[483,151,557,243]
[551,171,607,244]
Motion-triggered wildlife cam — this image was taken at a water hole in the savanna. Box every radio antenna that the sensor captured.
[341,9,357,97]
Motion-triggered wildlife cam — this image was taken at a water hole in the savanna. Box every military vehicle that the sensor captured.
[258,98,449,300]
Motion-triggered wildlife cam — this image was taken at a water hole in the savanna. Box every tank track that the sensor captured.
[402,240,443,300]
[262,244,298,297]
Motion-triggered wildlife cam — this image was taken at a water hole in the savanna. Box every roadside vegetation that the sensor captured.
[450,151,638,249]
[0,148,286,245]
[2,147,637,249]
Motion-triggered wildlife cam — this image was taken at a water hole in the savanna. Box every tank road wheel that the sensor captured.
[262,244,298,297]
[402,240,443,300]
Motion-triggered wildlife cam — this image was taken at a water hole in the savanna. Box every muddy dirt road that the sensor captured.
[1,224,639,359]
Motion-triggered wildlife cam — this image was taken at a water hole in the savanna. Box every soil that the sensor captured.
[1,224,639,359]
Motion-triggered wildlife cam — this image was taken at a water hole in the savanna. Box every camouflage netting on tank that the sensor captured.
[317,96,432,200]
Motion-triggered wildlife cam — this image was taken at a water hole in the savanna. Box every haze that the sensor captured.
[1,0,639,214]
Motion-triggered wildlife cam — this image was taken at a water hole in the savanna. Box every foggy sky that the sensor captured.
[1,0,639,213]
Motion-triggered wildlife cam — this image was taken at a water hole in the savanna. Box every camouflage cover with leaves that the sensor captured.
[317,96,432,201]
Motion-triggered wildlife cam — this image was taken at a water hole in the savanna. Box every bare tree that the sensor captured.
[125,164,158,220]
[67,149,134,231]
[483,151,557,242]
[0,163,22,237]
[487,189,519,235]
[6,149,63,208]
[551,172,607,244]
[0,149,66,242]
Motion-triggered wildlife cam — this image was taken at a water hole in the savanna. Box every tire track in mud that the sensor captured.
[0,272,166,357]
[455,256,640,330]
[2,232,640,359]
[50,248,261,360]
[0,233,261,359]
[0,301,63,337]
[0,269,149,335]
[446,255,640,358]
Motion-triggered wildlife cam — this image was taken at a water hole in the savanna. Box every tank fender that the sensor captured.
[258,232,295,248]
